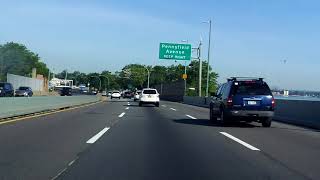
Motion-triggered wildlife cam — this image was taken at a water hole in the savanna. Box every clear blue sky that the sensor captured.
[1,0,320,91]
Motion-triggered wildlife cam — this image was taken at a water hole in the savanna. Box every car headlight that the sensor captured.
[24,92,28,95]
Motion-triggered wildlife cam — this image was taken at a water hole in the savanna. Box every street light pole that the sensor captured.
[145,67,150,88]
[204,19,212,97]
[198,40,203,97]
[181,40,188,96]
[91,76,101,91]
[99,75,110,91]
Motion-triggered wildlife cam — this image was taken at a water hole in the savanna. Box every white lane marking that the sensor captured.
[51,167,68,180]
[119,112,125,117]
[161,105,167,107]
[125,107,129,110]
[170,108,177,111]
[86,127,110,144]
[68,160,76,166]
[220,132,260,151]
[186,115,197,119]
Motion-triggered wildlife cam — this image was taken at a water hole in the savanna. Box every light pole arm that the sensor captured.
[99,75,110,90]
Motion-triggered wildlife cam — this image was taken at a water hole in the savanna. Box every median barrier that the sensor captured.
[183,96,320,129]
[0,95,100,119]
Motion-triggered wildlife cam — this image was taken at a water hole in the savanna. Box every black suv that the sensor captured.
[60,87,72,96]
[209,77,275,127]
[0,82,14,97]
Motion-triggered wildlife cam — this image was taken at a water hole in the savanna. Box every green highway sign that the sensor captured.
[159,43,191,61]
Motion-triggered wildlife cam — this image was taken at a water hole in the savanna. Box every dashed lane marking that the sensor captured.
[86,127,110,144]
[220,132,260,151]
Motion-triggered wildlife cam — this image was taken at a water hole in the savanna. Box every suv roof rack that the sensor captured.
[228,77,264,82]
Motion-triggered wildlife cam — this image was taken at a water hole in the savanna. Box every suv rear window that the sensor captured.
[231,82,271,96]
[19,87,29,90]
[143,90,157,94]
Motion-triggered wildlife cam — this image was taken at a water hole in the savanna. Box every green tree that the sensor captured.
[0,42,49,81]
[186,60,219,96]
[120,64,148,89]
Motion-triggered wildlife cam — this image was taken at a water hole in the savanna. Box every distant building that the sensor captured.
[49,78,73,88]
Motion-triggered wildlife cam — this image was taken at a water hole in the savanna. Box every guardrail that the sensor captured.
[183,96,320,129]
[0,96,100,119]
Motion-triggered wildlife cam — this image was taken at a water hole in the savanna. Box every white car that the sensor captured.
[101,91,107,96]
[139,88,160,107]
[134,90,142,101]
[111,91,121,99]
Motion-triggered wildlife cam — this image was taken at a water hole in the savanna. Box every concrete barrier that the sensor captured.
[274,99,320,129]
[183,96,320,129]
[0,95,100,119]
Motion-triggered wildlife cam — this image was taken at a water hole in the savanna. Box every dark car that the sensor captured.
[209,77,275,127]
[60,87,72,96]
[0,82,14,97]
[15,86,33,97]
[123,91,133,99]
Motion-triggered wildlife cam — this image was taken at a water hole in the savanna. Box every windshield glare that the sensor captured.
[143,90,157,94]
[19,87,29,90]
[232,83,272,96]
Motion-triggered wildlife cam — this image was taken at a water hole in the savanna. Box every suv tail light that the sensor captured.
[272,97,275,109]
[227,97,233,107]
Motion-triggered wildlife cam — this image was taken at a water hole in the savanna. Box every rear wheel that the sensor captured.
[155,102,160,107]
[219,109,228,126]
[262,117,272,127]
[209,104,217,122]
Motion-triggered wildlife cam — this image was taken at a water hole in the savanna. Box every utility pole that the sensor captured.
[198,40,203,97]
[184,60,187,95]
[145,67,150,88]
[181,40,189,96]
[99,75,110,91]
[48,69,50,91]
[205,19,212,97]
[0,56,3,81]
[91,76,101,91]
[65,70,68,80]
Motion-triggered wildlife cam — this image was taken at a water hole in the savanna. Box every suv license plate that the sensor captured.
[247,101,257,105]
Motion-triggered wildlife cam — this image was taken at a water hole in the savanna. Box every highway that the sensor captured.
[0,98,319,180]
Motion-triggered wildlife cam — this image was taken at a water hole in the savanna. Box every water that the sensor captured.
[275,96,320,101]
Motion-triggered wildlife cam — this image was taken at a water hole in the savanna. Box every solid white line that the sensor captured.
[220,132,260,151]
[170,108,177,111]
[161,105,167,107]
[125,107,129,110]
[86,127,110,144]
[186,115,197,119]
[119,112,125,117]
[68,160,76,166]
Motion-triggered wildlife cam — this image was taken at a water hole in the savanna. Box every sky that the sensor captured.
[1,0,320,91]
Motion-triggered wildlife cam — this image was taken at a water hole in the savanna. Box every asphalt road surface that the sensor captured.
[0,98,319,180]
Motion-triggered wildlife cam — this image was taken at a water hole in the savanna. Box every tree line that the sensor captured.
[0,42,219,96]
[56,61,219,96]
